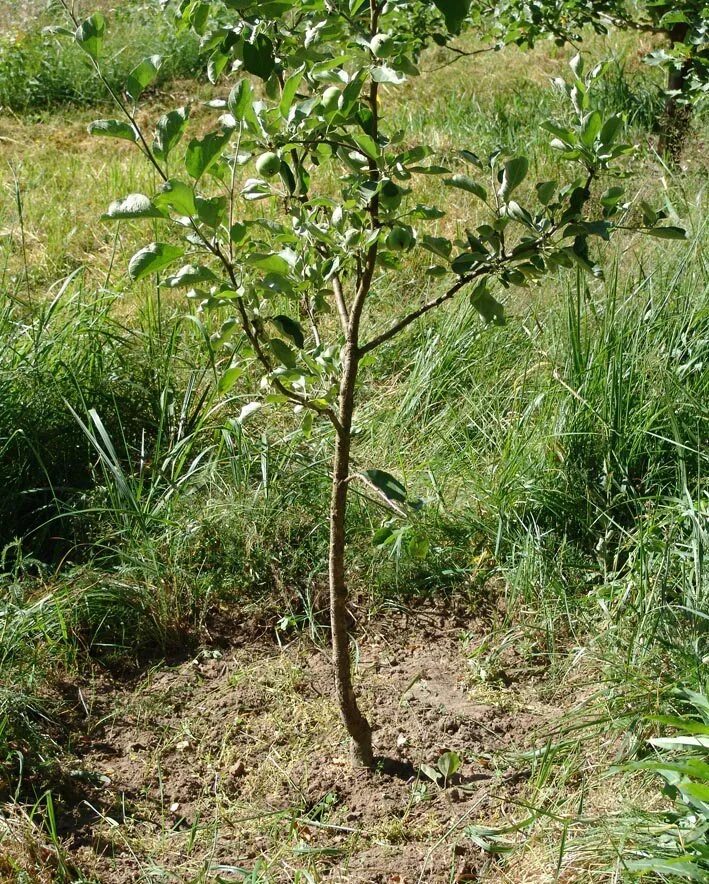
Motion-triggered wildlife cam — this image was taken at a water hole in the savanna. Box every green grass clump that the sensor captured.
[0,285,161,554]
[0,1,201,112]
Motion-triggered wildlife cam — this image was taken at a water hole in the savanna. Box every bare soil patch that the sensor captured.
[3,604,562,882]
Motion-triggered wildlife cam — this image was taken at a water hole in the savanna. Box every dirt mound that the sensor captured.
[3,606,561,882]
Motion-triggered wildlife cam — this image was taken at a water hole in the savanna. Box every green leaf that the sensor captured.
[600,185,624,209]
[218,366,244,394]
[645,226,687,240]
[505,201,535,227]
[352,133,379,159]
[128,242,184,281]
[627,758,709,780]
[437,751,462,781]
[598,114,623,147]
[452,252,482,274]
[103,193,166,220]
[639,200,659,226]
[460,149,483,168]
[409,205,445,220]
[408,534,430,560]
[185,0,210,34]
[649,735,709,749]
[421,234,452,259]
[470,279,504,325]
[280,70,304,117]
[88,119,137,141]
[271,315,305,348]
[211,318,239,348]
[269,338,297,368]
[680,781,709,802]
[499,157,528,201]
[567,237,603,277]
[371,66,406,84]
[541,121,574,144]
[625,859,709,881]
[241,179,272,200]
[185,129,231,181]
[228,79,260,131]
[361,469,407,504]
[444,175,487,201]
[580,110,602,146]
[372,526,395,547]
[420,763,442,784]
[153,107,190,162]
[230,222,249,244]
[246,253,291,274]
[42,25,73,37]
[153,179,197,216]
[125,55,162,103]
[659,10,690,27]
[242,34,275,80]
[432,0,470,34]
[570,54,586,78]
[164,264,218,288]
[195,195,227,228]
[75,13,105,61]
[237,402,262,424]
[536,180,556,205]
[207,50,229,84]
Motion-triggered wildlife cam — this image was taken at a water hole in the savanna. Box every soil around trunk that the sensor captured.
[2,603,562,882]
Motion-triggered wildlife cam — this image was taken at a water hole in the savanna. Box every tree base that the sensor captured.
[350,731,374,768]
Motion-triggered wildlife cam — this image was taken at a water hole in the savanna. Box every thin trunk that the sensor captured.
[329,341,373,767]
[658,23,693,160]
[327,0,380,769]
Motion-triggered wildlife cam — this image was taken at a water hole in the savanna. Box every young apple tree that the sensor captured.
[63,0,684,766]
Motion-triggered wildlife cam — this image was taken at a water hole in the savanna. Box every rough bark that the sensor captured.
[328,341,373,767]
[326,0,380,770]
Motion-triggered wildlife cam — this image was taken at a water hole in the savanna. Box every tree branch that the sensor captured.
[332,273,350,333]
[359,272,479,354]
[423,42,497,74]
[59,0,168,183]
[209,242,343,431]
[346,3,382,345]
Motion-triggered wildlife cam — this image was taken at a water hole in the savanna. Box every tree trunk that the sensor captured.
[658,23,693,160]
[328,341,374,767]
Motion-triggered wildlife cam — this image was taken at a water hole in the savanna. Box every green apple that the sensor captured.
[370,32,395,58]
[386,225,414,251]
[255,151,280,178]
[321,86,341,113]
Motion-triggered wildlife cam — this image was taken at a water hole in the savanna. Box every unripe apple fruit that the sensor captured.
[255,151,280,178]
[370,32,395,58]
[321,86,341,113]
[386,225,414,251]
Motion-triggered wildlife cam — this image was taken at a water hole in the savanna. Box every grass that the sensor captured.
[0,7,708,881]
[0,1,201,112]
